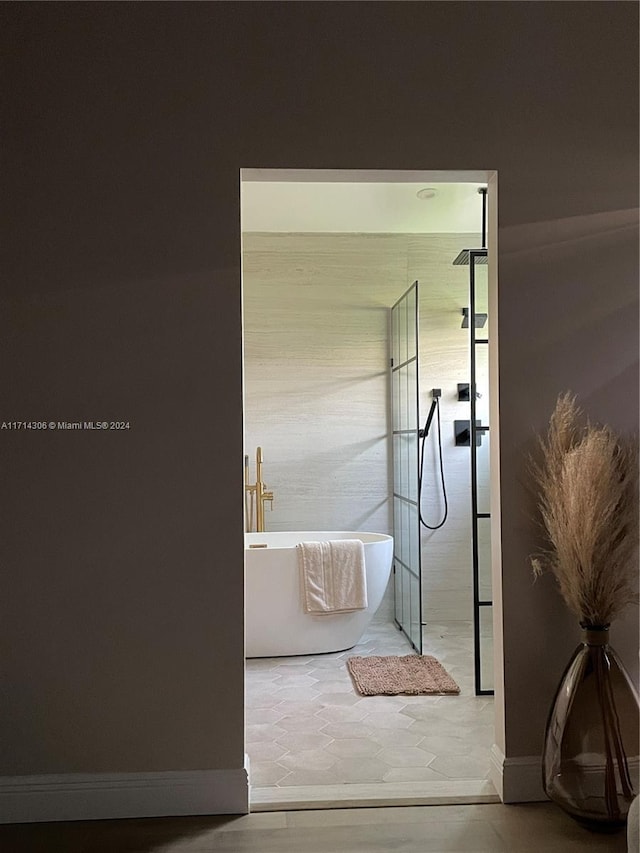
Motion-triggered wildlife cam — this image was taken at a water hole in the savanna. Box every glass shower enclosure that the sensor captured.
[390,281,422,654]
[390,248,494,692]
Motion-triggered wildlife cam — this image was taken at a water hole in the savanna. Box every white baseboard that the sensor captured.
[0,759,250,824]
[489,744,546,804]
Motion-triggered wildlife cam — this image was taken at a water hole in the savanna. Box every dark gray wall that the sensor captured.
[1,1,637,779]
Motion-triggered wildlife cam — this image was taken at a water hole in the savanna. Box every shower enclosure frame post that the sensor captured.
[469,248,494,696]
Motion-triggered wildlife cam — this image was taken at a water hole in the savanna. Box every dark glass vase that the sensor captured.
[543,625,640,832]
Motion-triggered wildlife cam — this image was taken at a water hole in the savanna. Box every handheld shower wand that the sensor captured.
[418,389,448,530]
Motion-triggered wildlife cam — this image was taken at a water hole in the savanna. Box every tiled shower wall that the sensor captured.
[242,232,482,624]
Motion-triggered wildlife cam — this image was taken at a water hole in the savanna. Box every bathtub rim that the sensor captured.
[245,530,392,550]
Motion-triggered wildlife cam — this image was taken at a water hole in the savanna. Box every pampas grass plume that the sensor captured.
[531,393,639,626]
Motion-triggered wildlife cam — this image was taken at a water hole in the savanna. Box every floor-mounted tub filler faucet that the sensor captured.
[244,446,274,532]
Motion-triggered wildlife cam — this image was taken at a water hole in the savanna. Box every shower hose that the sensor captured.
[418,396,448,530]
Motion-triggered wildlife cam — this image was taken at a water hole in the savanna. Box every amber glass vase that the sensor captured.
[543,625,640,832]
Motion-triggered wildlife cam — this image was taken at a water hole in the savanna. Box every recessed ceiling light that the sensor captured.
[416,187,438,200]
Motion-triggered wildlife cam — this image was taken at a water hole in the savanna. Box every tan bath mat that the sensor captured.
[346,654,460,696]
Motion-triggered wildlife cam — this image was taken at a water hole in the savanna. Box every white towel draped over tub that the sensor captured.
[297,539,368,614]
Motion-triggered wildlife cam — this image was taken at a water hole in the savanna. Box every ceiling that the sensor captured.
[240,181,486,234]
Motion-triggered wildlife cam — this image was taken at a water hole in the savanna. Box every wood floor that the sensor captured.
[1,803,630,852]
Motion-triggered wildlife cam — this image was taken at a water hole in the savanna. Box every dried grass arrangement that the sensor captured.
[530,392,639,627]
[531,392,639,831]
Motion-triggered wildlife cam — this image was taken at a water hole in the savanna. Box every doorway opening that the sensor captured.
[241,169,500,810]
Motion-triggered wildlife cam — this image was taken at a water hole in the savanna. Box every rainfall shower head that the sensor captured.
[452,187,488,265]
[453,249,488,266]
[461,308,487,329]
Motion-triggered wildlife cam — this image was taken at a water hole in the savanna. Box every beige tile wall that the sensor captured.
[242,231,483,624]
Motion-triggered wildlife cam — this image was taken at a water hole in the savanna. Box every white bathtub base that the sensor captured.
[245,531,393,658]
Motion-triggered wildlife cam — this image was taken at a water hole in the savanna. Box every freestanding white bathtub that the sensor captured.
[245,531,393,657]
